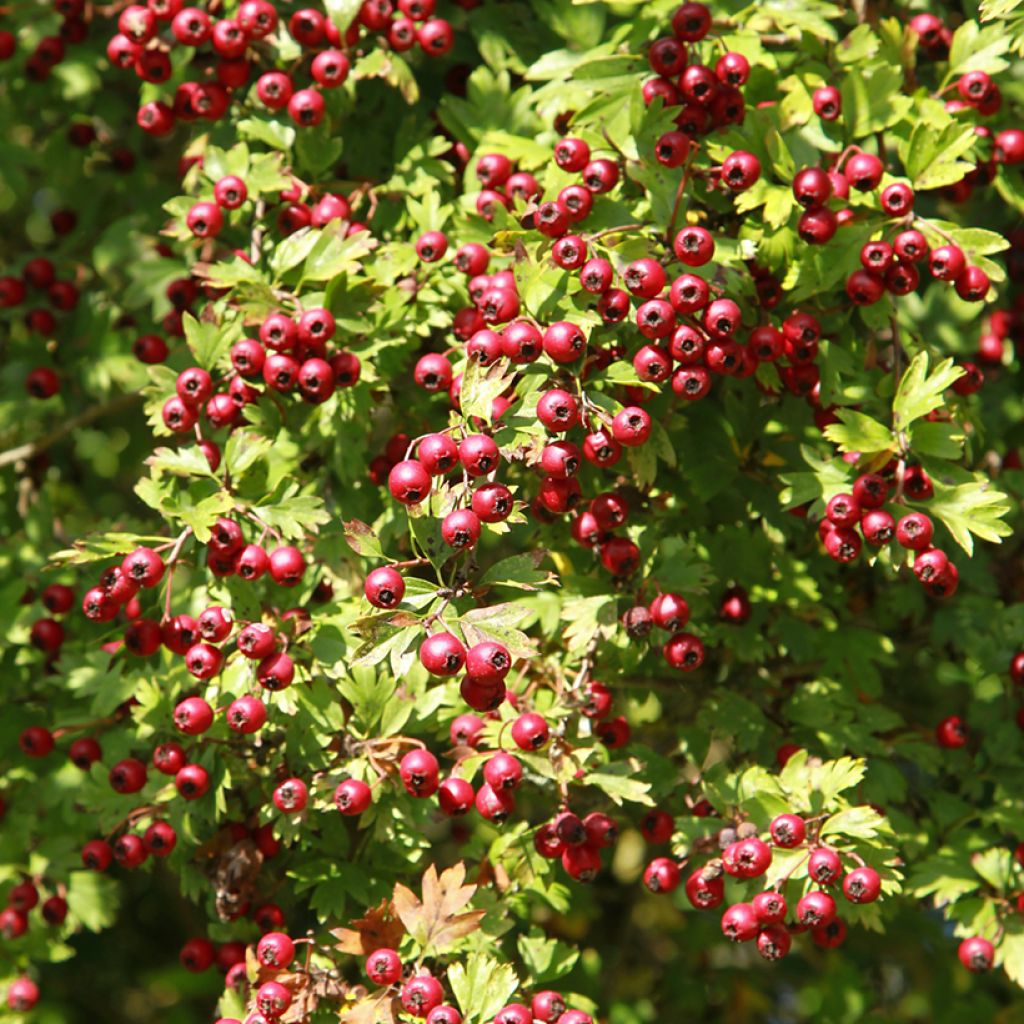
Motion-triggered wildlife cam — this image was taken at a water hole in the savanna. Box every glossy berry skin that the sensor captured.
[69,736,102,769]
[438,777,475,816]
[650,592,690,632]
[226,696,266,734]
[845,152,884,191]
[174,697,214,735]
[426,1007,462,1024]
[721,150,761,191]
[843,866,882,904]
[562,842,602,882]
[389,460,432,505]
[958,936,994,972]
[813,86,841,120]
[82,839,114,871]
[419,632,466,676]
[475,782,515,823]
[366,947,402,985]
[644,857,681,894]
[808,847,843,885]
[769,812,806,848]
[110,758,147,794]
[175,764,210,800]
[752,890,787,924]
[401,974,445,1017]
[721,902,759,942]
[796,890,837,927]
[143,821,177,857]
[400,749,440,797]
[365,567,406,609]
[936,715,968,748]
[153,742,186,775]
[334,778,372,815]
[663,632,705,671]
[511,712,549,750]
[483,752,522,792]
[757,924,792,961]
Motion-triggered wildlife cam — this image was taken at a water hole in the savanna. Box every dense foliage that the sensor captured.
[3,0,1024,1021]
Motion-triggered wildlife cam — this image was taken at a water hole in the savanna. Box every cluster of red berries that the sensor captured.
[638,2,748,137]
[619,588,705,672]
[24,582,75,662]
[238,930,594,1024]
[0,877,68,950]
[116,0,458,138]
[643,811,883,962]
[813,468,959,597]
[162,310,361,443]
[0,0,93,82]
[1,256,82,398]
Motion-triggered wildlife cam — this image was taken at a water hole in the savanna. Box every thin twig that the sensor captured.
[0,392,142,470]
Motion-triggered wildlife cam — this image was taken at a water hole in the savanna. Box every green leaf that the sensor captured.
[176,491,236,543]
[343,519,386,559]
[1001,929,1024,986]
[909,420,965,460]
[811,757,867,808]
[183,312,240,371]
[323,0,362,31]
[585,760,654,807]
[948,21,1011,76]
[237,117,296,151]
[66,871,120,932]
[840,62,911,138]
[250,487,331,539]
[49,531,167,566]
[223,431,272,480]
[448,953,520,1024]
[820,805,891,841]
[905,123,977,190]
[517,931,580,984]
[302,228,375,282]
[479,552,558,591]
[823,410,895,458]
[893,352,964,430]
[460,357,516,425]
[927,478,1013,556]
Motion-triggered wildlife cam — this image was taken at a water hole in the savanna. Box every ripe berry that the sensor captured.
[769,812,805,847]
[400,749,440,797]
[438,777,475,816]
[650,592,690,632]
[335,778,372,815]
[843,866,882,904]
[644,857,681,893]
[511,713,549,750]
[176,764,211,799]
[69,736,102,769]
[796,890,837,927]
[143,821,177,857]
[366,947,402,986]
[936,715,968,748]
[845,152,884,191]
[722,150,760,191]
[175,697,214,735]
[420,633,466,676]
[226,696,266,734]
[752,890,787,924]
[663,632,704,670]
[958,936,994,972]
[401,975,444,1017]
[110,758,147,794]
[721,902,759,942]
[562,843,601,882]
[483,752,522,791]
[82,839,114,871]
[808,847,842,886]
[812,86,841,120]
[258,931,296,971]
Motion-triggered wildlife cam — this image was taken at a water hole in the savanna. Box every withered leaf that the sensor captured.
[337,988,400,1024]
[391,862,485,954]
[331,898,406,955]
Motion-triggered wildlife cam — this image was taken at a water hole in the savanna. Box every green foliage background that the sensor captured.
[3,0,1024,1022]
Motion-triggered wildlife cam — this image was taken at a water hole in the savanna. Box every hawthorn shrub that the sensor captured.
[3,0,1024,1020]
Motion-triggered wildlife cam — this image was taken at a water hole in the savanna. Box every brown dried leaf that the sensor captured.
[331,898,405,955]
[391,862,485,954]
